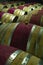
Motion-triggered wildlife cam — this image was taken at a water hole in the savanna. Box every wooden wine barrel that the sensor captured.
[1,3,42,16]
[0,4,43,26]
[10,1,25,7]
[18,4,43,16]
[0,23,32,47]
[29,12,43,26]
[17,9,43,26]
[0,45,43,65]
[0,23,43,58]
[3,1,25,8]
[18,3,41,9]
[7,8,16,14]
[18,4,33,10]
[0,2,25,11]
[0,3,42,12]
[1,3,36,13]
[0,5,43,26]
[0,23,19,46]
[10,23,32,50]
[11,23,43,59]
[1,6,26,16]
[2,7,26,16]
[17,15,31,23]
[1,12,19,23]
[0,10,43,26]
[3,4,17,9]
[0,45,18,65]
[17,6,43,26]
[26,24,40,56]
[13,9,25,16]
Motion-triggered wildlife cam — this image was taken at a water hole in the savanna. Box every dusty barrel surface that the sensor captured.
[0,45,43,65]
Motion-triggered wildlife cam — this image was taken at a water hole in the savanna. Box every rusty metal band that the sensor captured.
[5,50,22,65]
[0,24,11,44]
[1,23,19,46]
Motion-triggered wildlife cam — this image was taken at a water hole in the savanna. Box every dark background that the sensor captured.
[0,0,43,3]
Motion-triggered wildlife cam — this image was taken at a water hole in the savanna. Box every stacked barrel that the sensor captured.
[0,3,43,26]
[0,45,43,65]
[0,1,43,65]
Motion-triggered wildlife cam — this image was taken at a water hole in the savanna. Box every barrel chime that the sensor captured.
[0,1,43,65]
